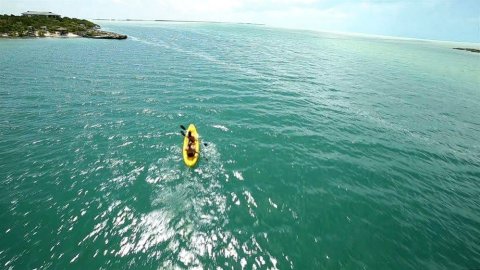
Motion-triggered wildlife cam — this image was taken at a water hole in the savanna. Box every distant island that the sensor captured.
[95,18,265,25]
[453,48,480,54]
[0,12,127,39]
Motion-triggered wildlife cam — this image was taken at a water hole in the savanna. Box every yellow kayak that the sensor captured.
[183,124,200,167]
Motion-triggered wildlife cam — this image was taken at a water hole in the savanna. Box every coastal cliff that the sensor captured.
[0,14,127,39]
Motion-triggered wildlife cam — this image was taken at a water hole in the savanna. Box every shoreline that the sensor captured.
[0,30,126,40]
[0,32,79,38]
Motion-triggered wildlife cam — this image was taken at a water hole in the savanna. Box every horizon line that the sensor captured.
[91,18,480,45]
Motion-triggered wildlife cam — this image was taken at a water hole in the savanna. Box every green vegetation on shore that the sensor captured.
[0,14,127,39]
[0,14,98,36]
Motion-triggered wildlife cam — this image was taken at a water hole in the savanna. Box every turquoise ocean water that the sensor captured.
[1,22,479,269]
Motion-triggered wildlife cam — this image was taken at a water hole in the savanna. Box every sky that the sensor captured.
[1,0,479,42]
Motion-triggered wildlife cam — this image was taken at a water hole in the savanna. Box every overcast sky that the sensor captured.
[2,0,479,42]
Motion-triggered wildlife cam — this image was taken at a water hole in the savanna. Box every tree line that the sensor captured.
[0,14,98,36]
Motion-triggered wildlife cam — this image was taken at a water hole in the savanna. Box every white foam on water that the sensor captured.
[118,141,133,147]
[233,171,244,181]
[268,198,278,209]
[212,125,229,132]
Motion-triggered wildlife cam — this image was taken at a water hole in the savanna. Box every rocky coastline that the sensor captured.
[82,30,127,39]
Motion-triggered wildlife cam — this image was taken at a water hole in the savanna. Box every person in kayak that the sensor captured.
[186,147,197,158]
[187,131,195,147]
[186,131,197,158]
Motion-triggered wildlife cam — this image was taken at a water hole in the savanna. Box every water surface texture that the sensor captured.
[1,22,480,269]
